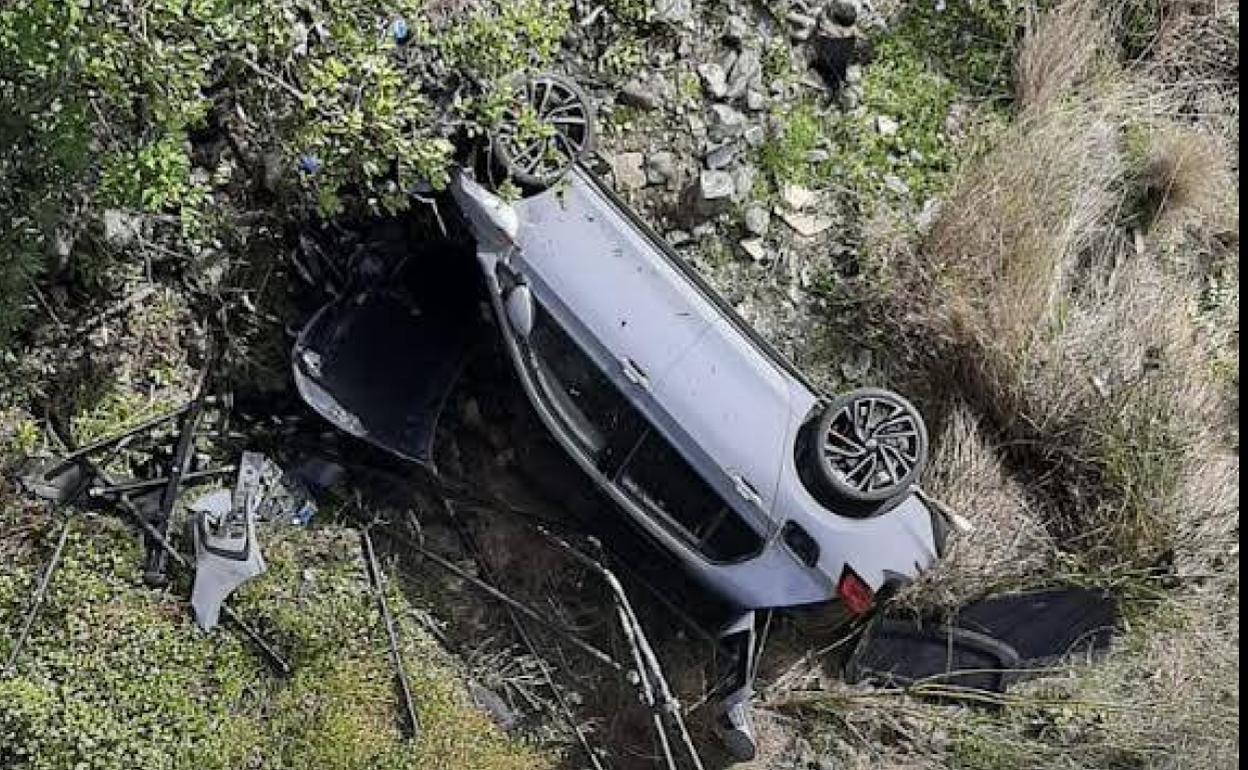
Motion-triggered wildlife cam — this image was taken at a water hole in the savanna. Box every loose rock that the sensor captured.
[708,102,747,135]
[746,89,767,111]
[829,0,859,27]
[726,48,761,99]
[653,0,693,25]
[645,151,678,186]
[780,183,818,211]
[699,169,735,200]
[777,208,834,237]
[744,205,771,236]
[667,229,693,246]
[731,164,757,203]
[619,76,664,110]
[102,209,142,247]
[611,152,647,190]
[876,115,900,136]
[698,62,728,99]
[883,173,910,195]
[739,238,767,262]
[705,142,738,170]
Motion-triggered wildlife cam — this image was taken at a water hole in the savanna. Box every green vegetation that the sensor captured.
[0,506,549,770]
[758,102,826,187]
[756,3,1017,205]
[0,0,570,350]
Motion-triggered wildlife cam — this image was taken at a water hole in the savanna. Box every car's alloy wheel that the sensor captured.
[491,73,594,190]
[814,388,928,504]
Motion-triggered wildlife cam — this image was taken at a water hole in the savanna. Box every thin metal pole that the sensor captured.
[3,516,73,676]
[37,403,193,478]
[362,525,421,741]
[541,529,706,770]
[87,466,236,497]
[145,354,214,586]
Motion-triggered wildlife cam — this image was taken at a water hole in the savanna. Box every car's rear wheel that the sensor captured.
[490,73,594,191]
[812,388,928,506]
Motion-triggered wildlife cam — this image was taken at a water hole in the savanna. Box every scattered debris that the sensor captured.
[41,423,293,675]
[846,587,1120,698]
[189,455,268,632]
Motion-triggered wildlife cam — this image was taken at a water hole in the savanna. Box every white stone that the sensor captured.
[699,169,735,200]
[744,205,771,236]
[876,115,900,136]
[612,152,647,190]
[698,62,728,99]
[778,209,834,237]
[779,183,818,211]
[739,238,768,262]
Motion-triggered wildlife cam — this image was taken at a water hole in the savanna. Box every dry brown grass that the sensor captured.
[878,0,1238,574]
[792,1,1238,767]
[1015,0,1110,113]
[908,96,1125,430]
[1134,125,1236,233]
[901,402,1058,608]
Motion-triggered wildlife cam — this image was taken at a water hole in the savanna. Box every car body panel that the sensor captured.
[512,175,713,388]
[291,239,487,467]
[449,166,943,611]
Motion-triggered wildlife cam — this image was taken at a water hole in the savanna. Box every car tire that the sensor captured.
[811,387,928,506]
[490,72,595,192]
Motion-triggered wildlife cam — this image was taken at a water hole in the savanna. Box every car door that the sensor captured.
[510,168,712,398]
[613,427,765,564]
[521,299,647,471]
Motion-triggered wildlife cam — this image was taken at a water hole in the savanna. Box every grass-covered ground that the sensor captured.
[0,496,552,770]
[756,2,1240,768]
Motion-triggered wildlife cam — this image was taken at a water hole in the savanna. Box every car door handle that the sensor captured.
[620,358,651,391]
[731,474,764,508]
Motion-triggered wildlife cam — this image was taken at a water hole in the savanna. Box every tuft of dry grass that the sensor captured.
[901,402,1058,608]
[908,97,1124,428]
[1015,0,1109,113]
[1132,125,1235,234]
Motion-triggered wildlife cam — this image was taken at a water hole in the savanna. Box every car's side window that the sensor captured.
[618,432,763,563]
[527,304,644,466]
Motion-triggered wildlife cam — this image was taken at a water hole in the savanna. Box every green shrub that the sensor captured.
[0,0,571,347]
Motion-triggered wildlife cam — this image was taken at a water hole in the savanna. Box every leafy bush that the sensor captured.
[0,0,571,347]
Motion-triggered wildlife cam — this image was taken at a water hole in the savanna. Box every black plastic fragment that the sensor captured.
[845,587,1119,699]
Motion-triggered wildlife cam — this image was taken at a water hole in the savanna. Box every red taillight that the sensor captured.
[837,567,875,616]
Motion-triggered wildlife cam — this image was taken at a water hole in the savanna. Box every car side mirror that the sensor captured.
[503,283,535,338]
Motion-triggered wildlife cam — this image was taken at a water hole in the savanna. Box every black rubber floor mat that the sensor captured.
[954,587,1118,666]
[845,619,1020,694]
[844,587,1119,698]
